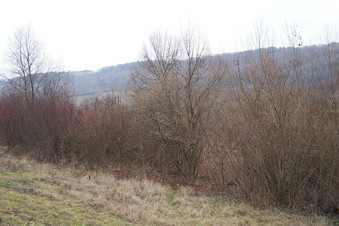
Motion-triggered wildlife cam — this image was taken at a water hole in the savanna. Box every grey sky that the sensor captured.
[0,0,338,72]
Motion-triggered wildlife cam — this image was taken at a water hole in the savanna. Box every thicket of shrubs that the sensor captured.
[0,93,137,167]
[0,27,338,214]
[222,43,339,213]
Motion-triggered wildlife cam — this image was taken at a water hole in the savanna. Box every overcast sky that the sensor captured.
[0,0,338,72]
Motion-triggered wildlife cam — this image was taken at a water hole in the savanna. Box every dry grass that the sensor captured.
[0,147,331,225]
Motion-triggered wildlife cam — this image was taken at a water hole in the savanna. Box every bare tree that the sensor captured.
[3,26,49,106]
[0,26,72,158]
[131,29,224,182]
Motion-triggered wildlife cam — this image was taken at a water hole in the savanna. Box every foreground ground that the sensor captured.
[0,147,333,225]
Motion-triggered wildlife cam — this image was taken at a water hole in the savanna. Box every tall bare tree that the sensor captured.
[132,29,224,182]
[4,26,49,106]
[0,26,71,154]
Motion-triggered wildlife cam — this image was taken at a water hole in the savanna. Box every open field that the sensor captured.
[0,147,333,225]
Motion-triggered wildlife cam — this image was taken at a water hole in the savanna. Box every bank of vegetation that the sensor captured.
[0,26,338,218]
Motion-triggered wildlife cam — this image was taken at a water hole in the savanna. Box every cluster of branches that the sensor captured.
[131,30,226,182]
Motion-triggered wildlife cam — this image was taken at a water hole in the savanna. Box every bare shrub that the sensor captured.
[222,25,339,212]
[131,29,224,182]
[58,94,136,168]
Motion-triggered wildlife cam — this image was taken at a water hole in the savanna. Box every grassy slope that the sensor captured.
[0,147,331,226]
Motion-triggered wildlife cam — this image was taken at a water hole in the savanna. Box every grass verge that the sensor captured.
[0,147,332,225]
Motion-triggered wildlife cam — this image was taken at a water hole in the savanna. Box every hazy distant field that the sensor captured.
[71,91,127,105]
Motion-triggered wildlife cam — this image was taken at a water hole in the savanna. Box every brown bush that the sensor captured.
[63,95,136,167]
[219,28,339,213]
[131,30,224,182]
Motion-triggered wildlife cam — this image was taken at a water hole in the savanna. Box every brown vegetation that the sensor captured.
[0,26,338,216]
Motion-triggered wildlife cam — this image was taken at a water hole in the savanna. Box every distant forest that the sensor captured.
[1,43,338,98]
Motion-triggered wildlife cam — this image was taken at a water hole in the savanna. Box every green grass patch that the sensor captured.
[0,170,129,225]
